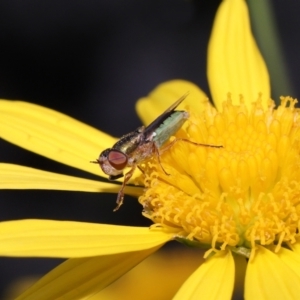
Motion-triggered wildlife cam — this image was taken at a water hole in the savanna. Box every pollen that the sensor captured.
[139,96,300,257]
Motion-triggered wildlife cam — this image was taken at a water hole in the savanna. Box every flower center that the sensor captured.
[138,97,300,258]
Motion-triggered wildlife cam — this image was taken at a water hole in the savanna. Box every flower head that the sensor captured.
[1,0,300,299]
[139,94,300,260]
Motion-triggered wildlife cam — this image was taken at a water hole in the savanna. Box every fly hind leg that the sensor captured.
[160,138,222,154]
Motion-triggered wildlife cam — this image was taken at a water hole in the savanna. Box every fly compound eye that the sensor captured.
[107,150,128,170]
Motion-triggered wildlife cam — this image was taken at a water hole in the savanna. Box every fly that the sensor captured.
[92,93,221,211]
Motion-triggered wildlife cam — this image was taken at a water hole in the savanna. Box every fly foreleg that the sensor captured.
[113,165,136,211]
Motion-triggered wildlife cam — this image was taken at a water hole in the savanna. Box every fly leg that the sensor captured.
[136,146,170,176]
[113,165,136,211]
[160,138,222,154]
[153,144,170,176]
[137,165,145,174]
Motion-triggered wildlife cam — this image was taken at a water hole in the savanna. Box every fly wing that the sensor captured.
[143,93,189,140]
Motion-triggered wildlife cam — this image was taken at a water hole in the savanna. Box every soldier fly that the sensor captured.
[92,93,221,211]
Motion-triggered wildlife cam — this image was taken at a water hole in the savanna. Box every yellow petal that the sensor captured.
[0,219,172,258]
[245,246,300,299]
[276,247,300,277]
[17,247,160,300]
[0,100,117,176]
[96,247,205,300]
[0,163,142,197]
[136,80,209,125]
[207,0,270,110]
[173,251,234,300]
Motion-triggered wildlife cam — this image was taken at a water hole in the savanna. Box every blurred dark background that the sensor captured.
[0,0,298,298]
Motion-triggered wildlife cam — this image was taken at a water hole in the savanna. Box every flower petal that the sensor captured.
[276,247,300,277]
[96,248,205,300]
[207,0,270,110]
[0,100,116,176]
[245,246,300,299]
[136,80,209,125]
[0,163,142,197]
[0,219,172,258]
[17,247,160,300]
[173,251,234,300]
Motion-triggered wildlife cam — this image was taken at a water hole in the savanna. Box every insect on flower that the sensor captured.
[92,94,222,211]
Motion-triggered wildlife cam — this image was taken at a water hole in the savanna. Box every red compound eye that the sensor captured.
[108,150,128,170]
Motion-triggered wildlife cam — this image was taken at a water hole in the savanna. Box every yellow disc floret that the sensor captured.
[139,96,300,258]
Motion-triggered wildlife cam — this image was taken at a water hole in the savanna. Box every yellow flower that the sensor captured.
[0,0,300,299]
